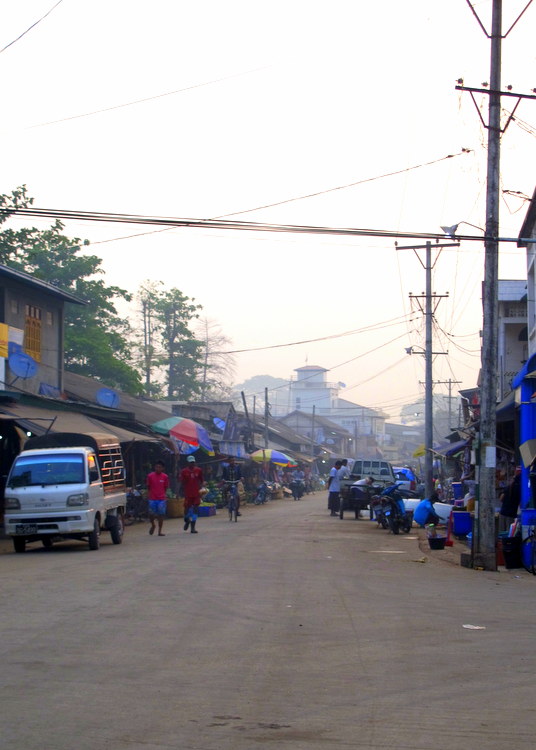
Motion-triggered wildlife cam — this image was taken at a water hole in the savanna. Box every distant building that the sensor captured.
[498,279,527,398]
[287,365,388,457]
[290,365,338,413]
[518,188,536,357]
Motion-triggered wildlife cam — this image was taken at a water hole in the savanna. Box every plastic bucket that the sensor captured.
[452,482,463,500]
[428,537,447,550]
[501,536,522,568]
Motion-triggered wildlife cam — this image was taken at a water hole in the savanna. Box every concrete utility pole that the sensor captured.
[457,0,536,569]
[478,0,502,570]
[397,240,455,498]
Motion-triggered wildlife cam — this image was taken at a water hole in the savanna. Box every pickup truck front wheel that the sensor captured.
[88,518,101,550]
[13,537,26,553]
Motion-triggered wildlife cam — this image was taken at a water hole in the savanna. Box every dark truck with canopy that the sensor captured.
[338,458,396,519]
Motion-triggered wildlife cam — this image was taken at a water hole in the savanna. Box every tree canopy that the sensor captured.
[0,186,142,394]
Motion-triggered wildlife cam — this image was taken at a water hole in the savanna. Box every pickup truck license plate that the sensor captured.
[15,524,38,535]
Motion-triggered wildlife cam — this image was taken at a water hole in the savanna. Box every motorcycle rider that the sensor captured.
[222,456,242,516]
[291,465,305,500]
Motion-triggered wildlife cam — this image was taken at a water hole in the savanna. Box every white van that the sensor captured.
[347,458,396,485]
[4,432,127,553]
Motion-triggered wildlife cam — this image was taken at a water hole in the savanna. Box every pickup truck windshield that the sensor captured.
[8,453,85,487]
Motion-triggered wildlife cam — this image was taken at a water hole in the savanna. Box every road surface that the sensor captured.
[1,491,535,749]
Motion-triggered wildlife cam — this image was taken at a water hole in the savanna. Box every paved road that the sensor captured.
[2,492,536,750]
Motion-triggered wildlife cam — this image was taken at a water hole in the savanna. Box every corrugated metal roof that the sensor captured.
[0,264,85,305]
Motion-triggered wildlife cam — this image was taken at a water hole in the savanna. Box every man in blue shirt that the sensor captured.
[413,492,441,527]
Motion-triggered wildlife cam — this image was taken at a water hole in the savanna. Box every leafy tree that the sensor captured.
[151,288,204,400]
[0,186,142,394]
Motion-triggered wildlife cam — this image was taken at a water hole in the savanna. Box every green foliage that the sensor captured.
[0,186,143,394]
[153,288,204,400]
[136,283,205,400]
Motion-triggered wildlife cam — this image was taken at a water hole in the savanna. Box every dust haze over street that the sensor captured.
[2,492,536,750]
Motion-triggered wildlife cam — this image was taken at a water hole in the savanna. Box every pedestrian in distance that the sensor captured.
[147,460,170,537]
[327,460,342,516]
[339,459,350,480]
[179,455,204,534]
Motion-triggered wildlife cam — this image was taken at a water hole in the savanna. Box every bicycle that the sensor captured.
[224,480,240,522]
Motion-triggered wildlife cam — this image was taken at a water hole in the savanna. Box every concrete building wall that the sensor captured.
[1,279,65,394]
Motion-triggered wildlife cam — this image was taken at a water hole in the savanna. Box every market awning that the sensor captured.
[496,390,515,423]
[0,402,161,444]
[432,438,470,457]
[512,352,536,389]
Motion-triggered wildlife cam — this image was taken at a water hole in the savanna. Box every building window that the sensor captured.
[10,299,18,314]
[46,311,53,325]
[24,305,42,362]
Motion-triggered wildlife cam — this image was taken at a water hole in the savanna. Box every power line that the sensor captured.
[0,0,64,54]
[5,206,513,243]
[213,151,473,219]
[25,66,270,129]
[220,314,414,354]
[5,151,473,249]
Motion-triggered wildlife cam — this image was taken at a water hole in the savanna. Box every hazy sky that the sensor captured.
[1,1,535,420]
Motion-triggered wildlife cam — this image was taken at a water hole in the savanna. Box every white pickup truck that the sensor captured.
[4,432,127,553]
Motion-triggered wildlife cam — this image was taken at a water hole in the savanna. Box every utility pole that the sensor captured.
[241,390,253,451]
[264,387,269,449]
[433,379,462,428]
[311,405,316,461]
[477,0,502,570]
[455,0,536,569]
[397,240,455,498]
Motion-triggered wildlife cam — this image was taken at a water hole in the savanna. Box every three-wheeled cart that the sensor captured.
[339,484,373,520]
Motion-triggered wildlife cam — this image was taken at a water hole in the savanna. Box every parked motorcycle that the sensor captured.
[373,484,413,534]
[125,484,146,524]
[382,484,413,534]
[254,480,271,504]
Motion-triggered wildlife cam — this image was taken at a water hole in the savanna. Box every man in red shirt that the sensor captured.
[179,455,204,534]
[147,460,170,536]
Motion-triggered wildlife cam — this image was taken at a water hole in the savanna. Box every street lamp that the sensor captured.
[440,221,485,238]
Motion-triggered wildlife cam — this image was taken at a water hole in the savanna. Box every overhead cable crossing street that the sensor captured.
[3,207,533,244]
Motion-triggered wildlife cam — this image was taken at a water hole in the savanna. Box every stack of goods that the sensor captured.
[204,479,223,507]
